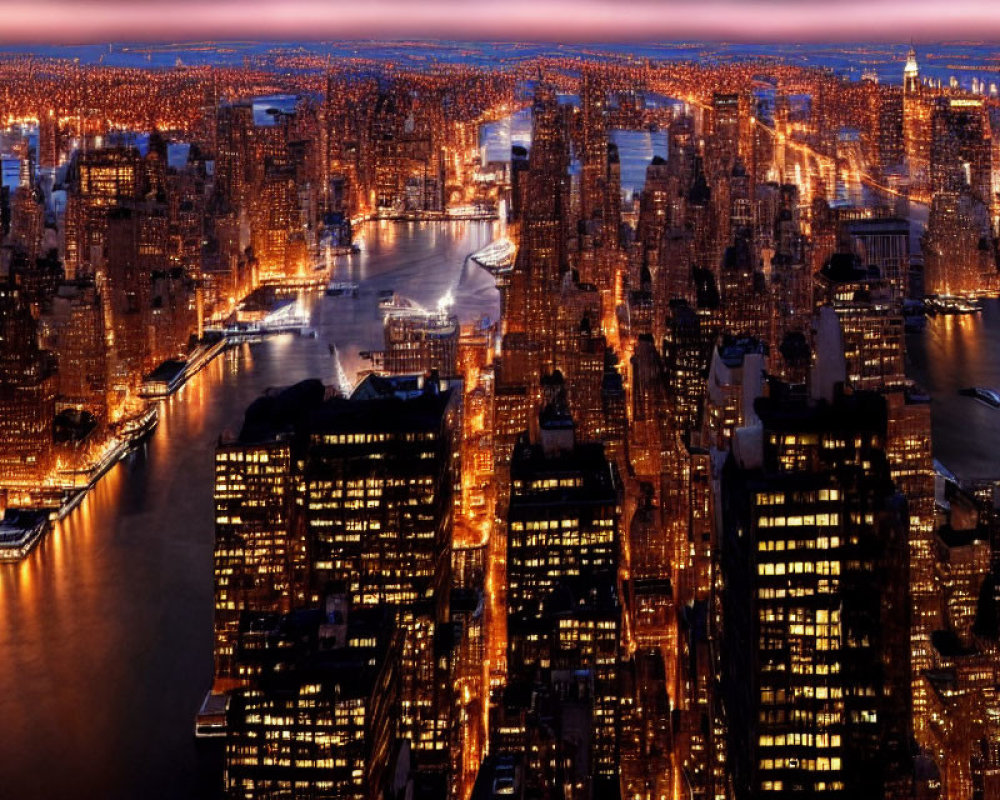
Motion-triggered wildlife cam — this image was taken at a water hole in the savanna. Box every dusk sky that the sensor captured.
[3,0,1000,44]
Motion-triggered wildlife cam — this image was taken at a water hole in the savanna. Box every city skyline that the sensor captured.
[3,27,1000,800]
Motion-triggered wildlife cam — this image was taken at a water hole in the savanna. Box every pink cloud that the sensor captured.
[2,0,1000,43]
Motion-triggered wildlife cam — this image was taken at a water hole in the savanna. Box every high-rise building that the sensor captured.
[224,604,402,800]
[382,311,458,377]
[930,98,992,203]
[903,46,932,197]
[0,275,56,497]
[213,381,316,679]
[814,251,906,391]
[506,399,621,619]
[720,384,912,799]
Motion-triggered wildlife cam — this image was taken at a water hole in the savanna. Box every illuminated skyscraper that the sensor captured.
[0,275,56,497]
[903,45,932,197]
[213,380,316,679]
[814,251,905,392]
[720,385,912,799]
[224,605,402,800]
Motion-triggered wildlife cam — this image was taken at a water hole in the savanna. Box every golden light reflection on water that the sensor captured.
[0,219,503,795]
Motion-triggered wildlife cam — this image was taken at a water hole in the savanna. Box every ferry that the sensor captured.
[470,237,516,275]
[325,281,359,298]
[925,295,982,315]
[195,689,231,738]
[0,509,49,562]
[959,387,1000,408]
[378,293,421,316]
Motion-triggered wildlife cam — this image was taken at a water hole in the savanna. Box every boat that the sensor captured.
[379,293,421,316]
[470,237,517,275]
[325,281,359,298]
[0,509,49,561]
[926,295,982,315]
[195,689,231,738]
[958,387,1000,408]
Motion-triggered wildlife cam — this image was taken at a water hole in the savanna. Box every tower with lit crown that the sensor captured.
[903,44,931,196]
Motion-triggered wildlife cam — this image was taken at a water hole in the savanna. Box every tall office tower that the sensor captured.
[662,296,720,436]
[629,483,672,642]
[719,233,771,342]
[213,381,316,679]
[303,374,459,761]
[505,396,622,786]
[44,280,109,418]
[506,572,622,790]
[729,160,753,239]
[935,526,990,648]
[0,276,56,495]
[921,487,998,800]
[930,98,992,203]
[654,227,696,311]
[215,102,256,209]
[669,112,697,189]
[703,335,767,452]
[214,375,461,777]
[625,267,654,340]
[224,605,402,800]
[867,86,904,178]
[250,164,299,279]
[629,335,669,485]
[558,316,606,446]
[845,217,911,300]
[709,93,743,177]
[579,70,609,227]
[65,146,145,278]
[37,108,61,170]
[814,252,906,391]
[101,207,155,388]
[382,311,459,377]
[505,83,570,372]
[883,388,937,747]
[602,142,623,253]
[753,182,780,256]
[599,360,627,472]
[506,398,621,618]
[619,649,673,799]
[903,45,932,197]
[688,156,723,277]
[720,383,912,800]
[6,182,45,268]
[922,191,998,297]
[637,156,671,272]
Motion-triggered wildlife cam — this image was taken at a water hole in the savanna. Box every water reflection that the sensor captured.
[0,221,499,800]
[907,298,1000,481]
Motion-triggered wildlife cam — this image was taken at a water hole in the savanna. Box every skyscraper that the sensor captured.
[720,381,912,799]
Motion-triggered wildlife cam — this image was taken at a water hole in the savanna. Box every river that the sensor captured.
[0,219,501,800]
[907,298,1000,484]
